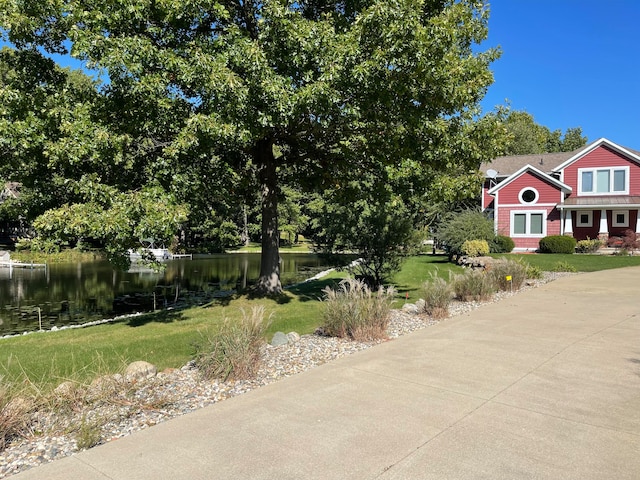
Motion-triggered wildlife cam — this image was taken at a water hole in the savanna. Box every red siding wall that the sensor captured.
[482,181,494,210]
[562,145,640,194]
[496,205,561,250]
[494,172,564,205]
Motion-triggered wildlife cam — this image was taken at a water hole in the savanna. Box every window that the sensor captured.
[612,210,629,227]
[579,167,629,195]
[518,187,539,204]
[511,211,546,237]
[576,211,592,227]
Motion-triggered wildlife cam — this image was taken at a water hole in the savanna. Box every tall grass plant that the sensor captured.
[322,278,395,341]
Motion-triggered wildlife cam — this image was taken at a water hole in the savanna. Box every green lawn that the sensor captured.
[3,252,639,392]
[493,253,640,272]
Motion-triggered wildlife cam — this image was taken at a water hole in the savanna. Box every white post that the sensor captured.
[599,209,608,235]
[636,209,640,233]
[564,210,573,235]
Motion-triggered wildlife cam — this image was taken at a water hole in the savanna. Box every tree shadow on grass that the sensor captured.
[286,277,342,302]
[124,308,186,327]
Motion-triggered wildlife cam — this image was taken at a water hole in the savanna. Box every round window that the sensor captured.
[519,188,538,204]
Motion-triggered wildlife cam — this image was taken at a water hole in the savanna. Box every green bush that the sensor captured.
[461,239,490,257]
[490,235,515,253]
[551,261,577,273]
[488,259,528,291]
[422,273,453,319]
[451,269,495,302]
[194,306,271,381]
[524,263,543,280]
[321,277,395,341]
[435,210,495,260]
[575,238,603,253]
[28,237,62,254]
[539,235,576,254]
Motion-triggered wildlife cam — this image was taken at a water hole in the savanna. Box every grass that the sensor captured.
[3,251,640,393]
[391,254,463,303]
[492,253,640,272]
[228,241,314,253]
[11,249,105,264]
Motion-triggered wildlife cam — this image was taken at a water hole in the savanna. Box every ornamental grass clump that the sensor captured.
[488,259,528,291]
[322,277,396,341]
[422,273,453,319]
[195,306,271,381]
[0,385,33,452]
[452,269,495,302]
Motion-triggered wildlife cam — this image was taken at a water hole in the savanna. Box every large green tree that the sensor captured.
[2,0,505,294]
[502,110,587,155]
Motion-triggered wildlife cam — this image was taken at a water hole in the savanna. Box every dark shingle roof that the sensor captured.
[480,150,578,177]
[480,139,640,178]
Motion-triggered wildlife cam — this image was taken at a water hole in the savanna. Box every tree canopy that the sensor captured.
[1,0,507,293]
[502,110,587,155]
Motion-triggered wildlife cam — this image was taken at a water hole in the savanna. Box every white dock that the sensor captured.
[0,260,46,269]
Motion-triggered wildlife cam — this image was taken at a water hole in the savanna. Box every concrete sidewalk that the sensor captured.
[12,267,640,479]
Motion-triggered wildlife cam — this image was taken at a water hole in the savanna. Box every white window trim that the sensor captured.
[510,210,547,238]
[612,210,629,227]
[576,211,593,227]
[518,187,539,205]
[577,166,629,195]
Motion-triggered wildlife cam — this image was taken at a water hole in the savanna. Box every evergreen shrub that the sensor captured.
[538,235,576,254]
[490,235,515,253]
[575,238,603,253]
[461,239,490,257]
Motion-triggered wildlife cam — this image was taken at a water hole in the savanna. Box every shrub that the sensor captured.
[620,230,640,252]
[488,259,528,291]
[538,235,576,254]
[435,210,495,260]
[575,238,603,253]
[525,263,543,280]
[551,261,577,273]
[0,387,33,452]
[451,269,495,302]
[422,273,453,319]
[321,277,395,341]
[194,306,271,381]
[461,239,490,257]
[490,235,515,253]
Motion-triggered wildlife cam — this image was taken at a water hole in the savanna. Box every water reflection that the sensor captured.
[0,254,344,336]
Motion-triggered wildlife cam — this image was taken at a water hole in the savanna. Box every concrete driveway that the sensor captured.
[12,267,640,479]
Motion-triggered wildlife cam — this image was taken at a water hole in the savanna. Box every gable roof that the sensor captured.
[551,138,640,172]
[487,164,572,196]
[480,151,578,178]
[481,138,640,178]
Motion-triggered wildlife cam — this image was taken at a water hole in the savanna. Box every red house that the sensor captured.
[481,138,640,251]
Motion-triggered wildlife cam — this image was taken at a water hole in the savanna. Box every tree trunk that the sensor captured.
[254,139,282,295]
[241,204,250,246]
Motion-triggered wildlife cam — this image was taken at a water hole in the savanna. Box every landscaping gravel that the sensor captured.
[0,272,572,478]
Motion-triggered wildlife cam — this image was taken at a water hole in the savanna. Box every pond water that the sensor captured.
[0,254,343,336]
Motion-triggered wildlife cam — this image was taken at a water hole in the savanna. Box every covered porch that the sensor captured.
[559,196,640,242]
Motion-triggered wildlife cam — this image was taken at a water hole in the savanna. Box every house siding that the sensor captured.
[562,145,640,195]
[496,205,561,250]
[495,172,562,205]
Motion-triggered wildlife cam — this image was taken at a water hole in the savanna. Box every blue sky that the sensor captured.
[3,1,638,148]
[481,0,640,148]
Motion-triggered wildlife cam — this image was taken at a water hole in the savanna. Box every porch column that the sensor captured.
[563,210,573,236]
[636,209,640,234]
[598,209,609,242]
